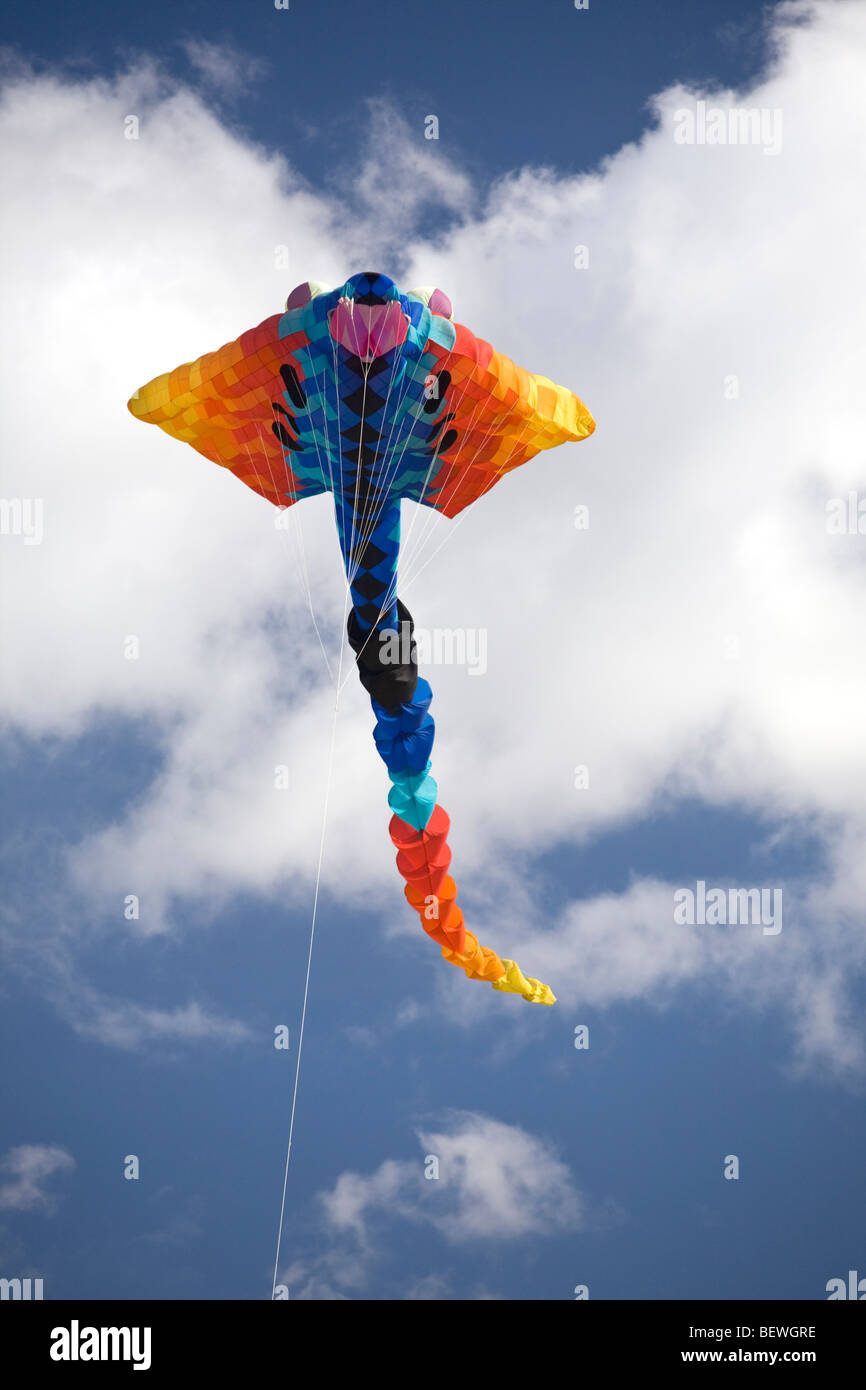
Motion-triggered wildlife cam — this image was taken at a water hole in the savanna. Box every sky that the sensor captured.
[1,0,865,1302]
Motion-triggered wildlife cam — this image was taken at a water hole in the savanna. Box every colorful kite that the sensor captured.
[129,272,595,1004]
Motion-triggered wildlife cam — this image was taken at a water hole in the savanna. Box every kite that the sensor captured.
[128,272,595,1004]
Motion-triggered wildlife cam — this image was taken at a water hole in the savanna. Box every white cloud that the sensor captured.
[0,1145,75,1212]
[340,98,475,258]
[180,39,268,95]
[279,1252,358,1302]
[1,1,865,1068]
[282,1111,582,1297]
[72,998,252,1050]
[404,1273,455,1299]
[322,1111,583,1243]
[0,904,252,1049]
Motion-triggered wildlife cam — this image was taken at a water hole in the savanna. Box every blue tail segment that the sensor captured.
[372,679,435,774]
[347,597,440,835]
[374,680,438,834]
[335,495,401,633]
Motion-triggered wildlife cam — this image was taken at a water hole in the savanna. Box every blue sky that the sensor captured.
[1,0,865,1302]
[8,0,772,189]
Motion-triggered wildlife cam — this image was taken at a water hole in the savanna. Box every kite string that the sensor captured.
[270,589,349,1300]
[336,345,534,688]
[395,348,540,593]
[398,406,539,599]
[242,421,335,687]
[270,316,386,1294]
[268,316,561,1293]
[332,325,492,686]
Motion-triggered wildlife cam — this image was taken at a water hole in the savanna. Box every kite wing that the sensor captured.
[128,313,320,509]
[415,320,595,518]
[128,292,594,518]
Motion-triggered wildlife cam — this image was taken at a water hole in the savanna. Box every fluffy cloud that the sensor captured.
[179,39,268,95]
[324,1111,583,1242]
[0,1145,75,1213]
[282,1111,582,1297]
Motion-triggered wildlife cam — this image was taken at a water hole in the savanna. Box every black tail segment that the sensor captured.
[347,599,419,709]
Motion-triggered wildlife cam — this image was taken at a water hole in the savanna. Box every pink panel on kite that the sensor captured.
[329,299,409,358]
[428,288,453,319]
[285,282,314,311]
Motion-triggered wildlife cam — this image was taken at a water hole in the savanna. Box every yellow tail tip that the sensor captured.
[492,960,556,1005]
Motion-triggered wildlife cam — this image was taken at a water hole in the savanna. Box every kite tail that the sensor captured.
[346,599,555,1006]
